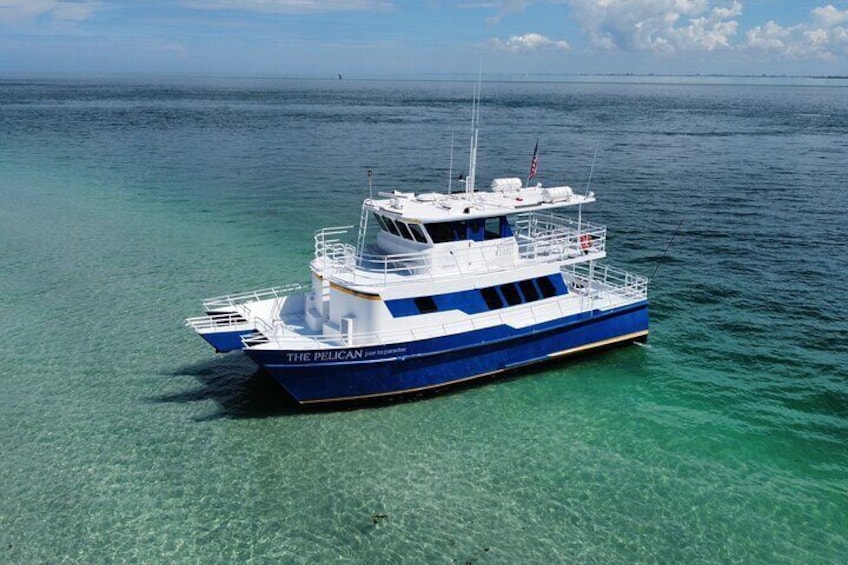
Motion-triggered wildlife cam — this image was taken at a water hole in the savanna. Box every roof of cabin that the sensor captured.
[364,184,595,223]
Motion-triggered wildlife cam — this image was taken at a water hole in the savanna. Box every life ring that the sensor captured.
[580,234,592,252]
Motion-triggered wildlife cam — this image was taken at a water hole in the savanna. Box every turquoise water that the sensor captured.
[1,77,846,563]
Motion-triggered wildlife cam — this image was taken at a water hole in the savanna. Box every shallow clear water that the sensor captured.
[1,76,846,563]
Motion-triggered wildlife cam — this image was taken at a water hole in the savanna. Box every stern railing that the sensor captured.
[185,312,251,332]
[202,282,307,311]
[561,263,648,301]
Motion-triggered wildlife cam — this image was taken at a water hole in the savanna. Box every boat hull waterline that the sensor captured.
[246,302,648,404]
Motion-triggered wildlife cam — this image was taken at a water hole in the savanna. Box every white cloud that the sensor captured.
[0,0,101,22]
[481,1,848,61]
[745,5,848,59]
[566,0,741,53]
[745,21,789,52]
[665,2,740,51]
[811,4,848,28]
[181,0,392,13]
[478,0,533,24]
[490,32,570,52]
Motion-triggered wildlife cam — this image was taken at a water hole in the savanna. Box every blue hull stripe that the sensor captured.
[254,301,645,368]
[300,329,648,405]
[245,301,649,404]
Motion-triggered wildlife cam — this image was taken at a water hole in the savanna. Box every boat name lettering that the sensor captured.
[286,350,364,363]
[362,346,407,359]
[285,346,407,364]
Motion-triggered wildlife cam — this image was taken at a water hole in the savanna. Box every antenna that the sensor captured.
[650,219,685,280]
[585,142,600,196]
[577,143,600,228]
[466,65,482,198]
[367,169,373,200]
[448,132,455,194]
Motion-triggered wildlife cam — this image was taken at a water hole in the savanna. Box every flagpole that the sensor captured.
[526,138,539,188]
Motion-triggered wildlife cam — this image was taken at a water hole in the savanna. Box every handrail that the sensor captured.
[202,282,307,311]
[249,263,645,351]
[251,296,567,349]
[185,312,251,332]
[312,212,607,287]
[562,263,648,300]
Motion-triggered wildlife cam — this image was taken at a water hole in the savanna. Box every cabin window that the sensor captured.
[500,283,522,306]
[481,287,504,310]
[397,221,415,241]
[501,217,515,238]
[466,219,485,242]
[407,223,428,243]
[537,276,557,298]
[519,279,540,302]
[484,217,501,240]
[414,296,438,314]
[426,222,454,243]
[373,213,389,232]
[452,221,468,241]
[382,217,400,236]
[423,220,485,243]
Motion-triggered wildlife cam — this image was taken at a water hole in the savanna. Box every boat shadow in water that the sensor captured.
[160,355,304,420]
[160,355,520,417]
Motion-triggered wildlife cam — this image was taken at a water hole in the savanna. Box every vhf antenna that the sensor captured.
[650,219,685,280]
[448,132,455,195]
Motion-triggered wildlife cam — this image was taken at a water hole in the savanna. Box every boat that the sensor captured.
[185,94,649,406]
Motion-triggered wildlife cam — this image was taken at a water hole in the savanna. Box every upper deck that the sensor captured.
[313,211,607,291]
[365,179,594,223]
[310,179,605,292]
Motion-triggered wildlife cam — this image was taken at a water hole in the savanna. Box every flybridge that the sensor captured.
[366,179,595,223]
[311,213,608,289]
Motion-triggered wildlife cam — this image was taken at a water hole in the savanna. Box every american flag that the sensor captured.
[528,139,539,180]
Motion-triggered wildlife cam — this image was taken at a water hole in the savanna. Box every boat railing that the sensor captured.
[247,292,578,349]
[251,316,282,341]
[185,312,251,332]
[515,214,606,261]
[561,263,648,301]
[243,262,647,350]
[202,282,307,311]
[313,214,607,286]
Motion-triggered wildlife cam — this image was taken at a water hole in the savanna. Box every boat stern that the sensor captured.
[185,313,255,353]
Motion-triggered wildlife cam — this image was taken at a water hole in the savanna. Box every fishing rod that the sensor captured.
[578,142,600,229]
[584,142,600,196]
[650,219,685,280]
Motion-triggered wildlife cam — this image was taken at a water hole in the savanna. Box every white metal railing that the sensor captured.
[245,293,572,350]
[202,282,307,311]
[242,315,322,347]
[245,264,645,351]
[514,212,606,262]
[185,312,251,332]
[561,263,648,301]
[312,213,607,287]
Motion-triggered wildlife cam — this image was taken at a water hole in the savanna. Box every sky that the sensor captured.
[0,1,846,77]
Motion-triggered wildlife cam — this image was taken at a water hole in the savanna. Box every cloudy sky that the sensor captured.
[1,1,846,76]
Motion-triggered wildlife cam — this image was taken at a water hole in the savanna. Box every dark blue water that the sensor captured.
[1,76,846,562]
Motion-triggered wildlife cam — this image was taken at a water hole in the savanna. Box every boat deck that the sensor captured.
[246,263,646,351]
[313,213,608,289]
